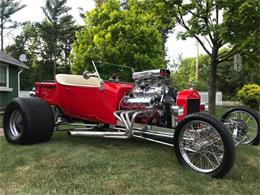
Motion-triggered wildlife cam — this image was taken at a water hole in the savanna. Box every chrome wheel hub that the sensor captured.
[9,110,23,139]
[193,142,202,151]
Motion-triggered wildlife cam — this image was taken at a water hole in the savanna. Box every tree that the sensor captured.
[172,55,209,91]
[70,0,166,75]
[38,0,79,78]
[165,0,260,114]
[0,0,26,50]
[173,51,259,101]
[6,0,80,87]
[220,0,260,88]
[94,0,108,7]
[125,0,176,43]
[5,22,41,89]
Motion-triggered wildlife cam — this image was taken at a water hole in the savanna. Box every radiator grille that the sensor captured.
[187,99,200,114]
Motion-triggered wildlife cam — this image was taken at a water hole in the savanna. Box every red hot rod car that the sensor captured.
[3,61,259,178]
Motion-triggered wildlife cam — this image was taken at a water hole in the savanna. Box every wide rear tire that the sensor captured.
[174,113,235,178]
[3,98,54,145]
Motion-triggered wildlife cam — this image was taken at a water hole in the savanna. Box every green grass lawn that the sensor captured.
[0,108,259,194]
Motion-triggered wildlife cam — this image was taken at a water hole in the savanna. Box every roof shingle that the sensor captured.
[0,51,29,69]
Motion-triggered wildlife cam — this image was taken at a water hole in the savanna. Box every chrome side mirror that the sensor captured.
[83,71,97,79]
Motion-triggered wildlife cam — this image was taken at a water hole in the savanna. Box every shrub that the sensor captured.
[237,84,260,109]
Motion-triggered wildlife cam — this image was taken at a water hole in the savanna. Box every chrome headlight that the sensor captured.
[171,106,184,116]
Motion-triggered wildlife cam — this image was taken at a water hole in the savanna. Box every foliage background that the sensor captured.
[70,0,172,75]
[172,52,260,100]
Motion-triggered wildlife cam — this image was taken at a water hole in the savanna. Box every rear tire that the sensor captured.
[3,98,54,145]
[174,113,235,178]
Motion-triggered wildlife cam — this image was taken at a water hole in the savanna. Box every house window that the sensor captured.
[0,65,8,87]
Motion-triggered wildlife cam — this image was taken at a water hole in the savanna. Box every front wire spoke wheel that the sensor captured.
[174,113,235,178]
[179,120,224,173]
[222,107,259,145]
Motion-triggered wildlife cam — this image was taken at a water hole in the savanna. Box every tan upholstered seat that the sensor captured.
[56,74,101,87]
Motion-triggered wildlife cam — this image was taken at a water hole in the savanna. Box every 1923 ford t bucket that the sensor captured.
[3,61,259,178]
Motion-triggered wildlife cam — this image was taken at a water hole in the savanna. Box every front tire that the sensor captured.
[3,98,54,145]
[174,113,235,178]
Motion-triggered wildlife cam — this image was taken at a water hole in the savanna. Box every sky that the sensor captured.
[5,0,202,62]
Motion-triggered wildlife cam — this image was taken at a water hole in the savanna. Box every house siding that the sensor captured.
[0,65,18,109]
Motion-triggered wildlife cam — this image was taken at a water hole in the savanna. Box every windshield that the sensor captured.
[93,61,134,83]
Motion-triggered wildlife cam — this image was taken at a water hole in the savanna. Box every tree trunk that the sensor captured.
[208,48,218,115]
[53,51,56,79]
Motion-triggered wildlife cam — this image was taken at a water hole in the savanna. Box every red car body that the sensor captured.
[35,77,202,125]
[35,81,134,124]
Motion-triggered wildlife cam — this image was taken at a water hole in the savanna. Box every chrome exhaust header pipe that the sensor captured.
[67,131,126,137]
[68,110,152,139]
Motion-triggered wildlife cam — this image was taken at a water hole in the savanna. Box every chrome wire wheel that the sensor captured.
[225,110,258,144]
[179,120,224,173]
[9,110,23,139]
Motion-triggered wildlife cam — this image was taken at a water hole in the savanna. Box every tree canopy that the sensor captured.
[172,52,260,100]
[70,0,170,75]
[165,0,260,114]
[38,0,79,77]
[6,0,79,89]
[0,0,26,50]
[6,22,40,89]
[172,55,209,91]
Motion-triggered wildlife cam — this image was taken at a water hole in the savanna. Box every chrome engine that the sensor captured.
[121,69,172,109]
[120,69,176,127]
